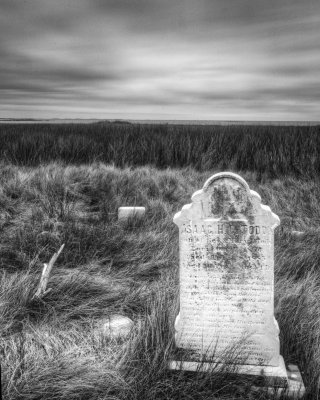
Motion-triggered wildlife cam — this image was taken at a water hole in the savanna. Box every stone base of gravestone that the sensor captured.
[169,359,305,398]
[285,364,306,399]
[286,364,306,399]
[169,356,288,387]
[250,364,305,399]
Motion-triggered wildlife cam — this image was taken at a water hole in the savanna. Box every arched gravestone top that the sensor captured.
[174,172,279,228]
[173,172,282,368]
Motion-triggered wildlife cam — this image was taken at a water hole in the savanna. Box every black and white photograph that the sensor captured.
[1,1,319,399]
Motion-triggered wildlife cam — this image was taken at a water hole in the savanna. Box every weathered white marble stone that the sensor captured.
[118,207,145,221]
[103,315,133,338]
[172,172,285,373]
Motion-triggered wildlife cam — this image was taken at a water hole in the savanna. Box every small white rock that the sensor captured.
[103,315,134,338]
[118,207,145,221]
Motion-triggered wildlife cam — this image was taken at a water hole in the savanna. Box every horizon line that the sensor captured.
[1,118,319,126]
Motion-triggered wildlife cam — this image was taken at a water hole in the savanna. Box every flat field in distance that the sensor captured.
[1,122,320,400]
[0,122,320,177]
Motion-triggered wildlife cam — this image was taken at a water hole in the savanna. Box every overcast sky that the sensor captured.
[1,0,319,120]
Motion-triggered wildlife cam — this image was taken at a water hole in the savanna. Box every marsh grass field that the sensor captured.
[1,122,320,399]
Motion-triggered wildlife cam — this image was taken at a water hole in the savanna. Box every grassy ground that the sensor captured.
[0,161,319,399]
[0,123,320,178]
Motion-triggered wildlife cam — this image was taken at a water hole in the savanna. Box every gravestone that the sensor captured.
[169,172,289,387]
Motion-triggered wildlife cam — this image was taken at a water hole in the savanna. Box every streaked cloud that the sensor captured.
[0,0,319,120]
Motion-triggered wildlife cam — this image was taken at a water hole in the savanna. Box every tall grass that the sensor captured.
[0,163,319,398]
[0,123,320,177]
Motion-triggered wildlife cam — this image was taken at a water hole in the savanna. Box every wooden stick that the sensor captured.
[33,244,65,299]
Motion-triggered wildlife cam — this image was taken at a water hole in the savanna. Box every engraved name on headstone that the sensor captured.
[173,172,282,367]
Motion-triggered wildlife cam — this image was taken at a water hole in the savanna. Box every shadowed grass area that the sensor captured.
[0,122,320,178]
[0,163,319,399]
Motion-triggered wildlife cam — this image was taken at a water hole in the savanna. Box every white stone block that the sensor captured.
[118,207,145,221]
